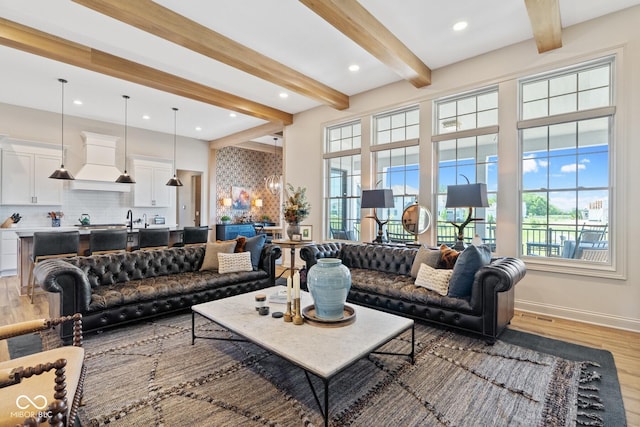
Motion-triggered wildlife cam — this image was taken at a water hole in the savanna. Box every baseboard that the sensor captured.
[515,299,640,333]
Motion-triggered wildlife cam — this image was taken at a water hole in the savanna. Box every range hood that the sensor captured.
[69,132,131,192]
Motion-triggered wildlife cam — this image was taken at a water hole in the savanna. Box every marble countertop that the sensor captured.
[10,224,191,237]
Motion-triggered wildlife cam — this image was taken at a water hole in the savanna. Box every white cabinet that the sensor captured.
[1,231,18,277]
[133,159,173,207]
[1,149,63,205]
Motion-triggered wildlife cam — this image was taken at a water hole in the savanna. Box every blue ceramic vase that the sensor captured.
[307,258,351,320]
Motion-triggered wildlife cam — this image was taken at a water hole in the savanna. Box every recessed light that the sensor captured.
[279,92,289,99]
[229,113,237,118]
[73,99,83,105]
[195,126,202,131]
[142,115,150,120]
[453,21,468,31]
[348,64,360,72]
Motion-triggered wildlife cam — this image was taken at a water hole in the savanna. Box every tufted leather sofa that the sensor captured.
[34,244,281,342]
[300,243,526,343]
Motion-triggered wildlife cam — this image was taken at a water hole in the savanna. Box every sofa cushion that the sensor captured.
[200,241,237,271]
[218,251,253,274]
[410,246,441,278]
[447,245,491,298]
[415,263,453,296]
[437,244,460,269]
[244,234,267,270]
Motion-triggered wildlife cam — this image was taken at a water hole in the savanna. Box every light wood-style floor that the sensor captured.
[1,275,638,425]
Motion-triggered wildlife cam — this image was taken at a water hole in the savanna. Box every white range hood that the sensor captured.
[69,132,131,192]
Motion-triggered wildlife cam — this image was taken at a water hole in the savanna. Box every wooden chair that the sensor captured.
[137,227,170,250]
[27,231,79,303]
[87,229,128,255]
[0,314,85,427]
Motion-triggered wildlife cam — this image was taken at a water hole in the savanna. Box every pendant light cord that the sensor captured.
[173,107,178,175]
[59,78,67,167]
[123,95,129,172]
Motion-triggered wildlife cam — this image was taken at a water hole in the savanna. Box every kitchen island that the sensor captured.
[13,225,206,296]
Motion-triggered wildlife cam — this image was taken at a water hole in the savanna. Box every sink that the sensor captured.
[74,224,127,230]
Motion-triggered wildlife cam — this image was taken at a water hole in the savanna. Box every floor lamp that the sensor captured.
[361,189,395,243]
[445,182,489,251]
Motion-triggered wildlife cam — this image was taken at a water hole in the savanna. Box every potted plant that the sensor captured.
[220,215,231,224]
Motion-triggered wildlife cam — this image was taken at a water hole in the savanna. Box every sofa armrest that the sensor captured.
[259,243,282,284]
[469,257,526,309]
[299,243,343,269]
[34,259,92,314]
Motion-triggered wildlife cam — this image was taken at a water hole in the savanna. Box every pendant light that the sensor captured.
[264,137,281,195]
[115,95,135,183]
[49,78,75,180]
[166,107,183,186]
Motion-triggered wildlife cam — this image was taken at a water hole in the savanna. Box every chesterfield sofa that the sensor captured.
[300,243,526,343]
[34,242,281,342]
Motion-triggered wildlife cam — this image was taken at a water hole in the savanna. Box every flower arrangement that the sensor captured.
[283,184,310,224]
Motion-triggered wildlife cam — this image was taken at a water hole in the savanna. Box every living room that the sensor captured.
[1,1,639,426]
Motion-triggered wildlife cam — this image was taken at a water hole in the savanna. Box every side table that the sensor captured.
[272,239,314,277]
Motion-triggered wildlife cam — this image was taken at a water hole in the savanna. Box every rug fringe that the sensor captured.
[576,411,604,426]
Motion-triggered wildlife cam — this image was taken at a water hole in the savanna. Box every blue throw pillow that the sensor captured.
[243,234,267,270]
[447,245,491,298]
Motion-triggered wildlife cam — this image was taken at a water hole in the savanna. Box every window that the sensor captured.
[325,121,362,241]
[372,107,420,242]
[433,88,498,250]
[519,57,613,263]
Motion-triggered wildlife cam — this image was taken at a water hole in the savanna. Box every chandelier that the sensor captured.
[264,137,281,195]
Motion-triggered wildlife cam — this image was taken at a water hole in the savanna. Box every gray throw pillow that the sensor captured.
[244,234,267,270]
[410,246,441,278]
[200,240,237,271]
[447,245,491,298]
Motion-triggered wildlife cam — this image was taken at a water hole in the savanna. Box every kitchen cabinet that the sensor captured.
[132,159,173,207]
[1,149,63,205]
[1,231,18,277]
[216,223,256,240]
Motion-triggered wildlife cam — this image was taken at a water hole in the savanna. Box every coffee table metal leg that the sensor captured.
[304,370,330,427]
[191,311,196,345]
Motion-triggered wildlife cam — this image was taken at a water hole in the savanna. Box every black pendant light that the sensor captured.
[166,107,183,186]
[49,78,75,180]
[116,95,135,183]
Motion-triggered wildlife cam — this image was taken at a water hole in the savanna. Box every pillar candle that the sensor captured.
[286,275,292,302]
[294,270,301,300]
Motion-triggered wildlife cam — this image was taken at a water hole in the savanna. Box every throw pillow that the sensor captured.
[234,236,247,253]
[200,240,237,271]
[218,251,253,274]
[447,244,492,298]
[243,234,267,270]
[415,263,453,296]
[410,246,441,278]
[437,244,460,269]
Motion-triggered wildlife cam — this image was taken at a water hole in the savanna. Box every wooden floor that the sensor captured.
[1,275,638,425]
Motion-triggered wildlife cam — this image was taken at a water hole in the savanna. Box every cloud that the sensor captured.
[560,163,587,173]
[523,155,539,174]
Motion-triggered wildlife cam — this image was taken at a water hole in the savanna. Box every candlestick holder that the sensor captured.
[293,298,303,325]
[284,301,293,322]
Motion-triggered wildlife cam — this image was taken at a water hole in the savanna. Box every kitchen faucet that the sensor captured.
[126,210,133,231]
[142,213,148,228]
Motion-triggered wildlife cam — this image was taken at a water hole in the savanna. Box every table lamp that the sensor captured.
[361,189,395,243]
[445,182,489,251]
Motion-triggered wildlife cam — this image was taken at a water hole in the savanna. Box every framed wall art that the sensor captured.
[300,225,313,241]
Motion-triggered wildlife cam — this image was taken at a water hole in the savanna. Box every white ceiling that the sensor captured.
[1,0,639,143]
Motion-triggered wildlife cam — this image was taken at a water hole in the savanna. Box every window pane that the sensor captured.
[579,66,610,91]
[406,124,419,140]
[522,80,548,102]
[377,116,390,131]
[439,101,456,119]
[477,91,498,111]
[522,99,548,120]
[457,97,476,115]
[549,74,576,97]
[457,112,477,131]
[406,109,419,125]
[549,93,577,115]
[578,152,608,188]
[477,109,497,127]
[391,127,405,142]
[578,87,610,110]
[549,122,576,151]
[378,130,391,145]
[391,113,405,128]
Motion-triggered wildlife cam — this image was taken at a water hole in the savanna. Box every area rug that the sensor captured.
[10,313,621,426]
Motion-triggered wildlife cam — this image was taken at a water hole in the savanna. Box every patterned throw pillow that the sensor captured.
[234,236,247,253]
[218,251,253,274]
[437,244,460,269]
[200,240,237,271]
[415,263,453,296]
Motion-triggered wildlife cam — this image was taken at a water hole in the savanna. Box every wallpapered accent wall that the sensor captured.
[216,146,282,224]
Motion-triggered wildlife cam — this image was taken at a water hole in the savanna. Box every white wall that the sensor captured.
[284,7,640,332]
[0,103,210,227]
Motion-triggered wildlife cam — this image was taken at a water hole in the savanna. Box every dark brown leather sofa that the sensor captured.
[34,244,281,342]
[300,243,526,343]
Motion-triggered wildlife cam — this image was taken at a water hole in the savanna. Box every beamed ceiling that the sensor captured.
[1,0,639,146]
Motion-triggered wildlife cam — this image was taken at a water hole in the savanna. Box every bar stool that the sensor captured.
[27,231,80,303]
[87,229,128,255]
[137,227,170,250]
[174,226,209,247]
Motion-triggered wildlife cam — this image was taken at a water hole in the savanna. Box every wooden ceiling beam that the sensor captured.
[300,0,431,88]
[72,0,349,110]
[209,122,284,150]
[524,0,563,53]
[0,17,292,125]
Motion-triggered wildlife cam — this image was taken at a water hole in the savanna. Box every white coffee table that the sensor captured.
[191,286,414,427]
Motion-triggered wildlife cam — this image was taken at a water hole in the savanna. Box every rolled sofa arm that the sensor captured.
[34,258,92,313]
[259,243,282,284]
[299,243,343,269]
[469,257,526,309]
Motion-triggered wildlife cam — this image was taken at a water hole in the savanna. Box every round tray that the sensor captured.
[301,304,356,327]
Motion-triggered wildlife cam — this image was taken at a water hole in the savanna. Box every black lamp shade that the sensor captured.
[115,172,135,183]
[49,166,74,180]
[445,183,489,208]
[166,175,183,186]
[361,189,395,209]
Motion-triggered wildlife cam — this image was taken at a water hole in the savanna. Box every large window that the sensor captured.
[325,121,362,241]
[433,88,499,249]
[519,57,613,263]
[372,107,420,242]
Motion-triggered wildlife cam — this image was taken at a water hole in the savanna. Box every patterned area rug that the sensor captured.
[55,313,615,427]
